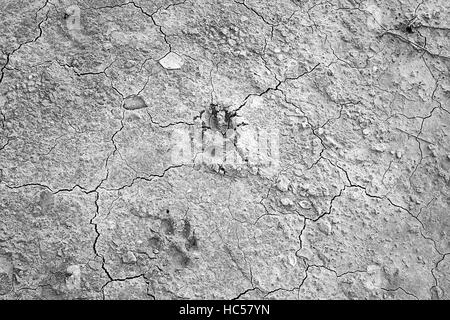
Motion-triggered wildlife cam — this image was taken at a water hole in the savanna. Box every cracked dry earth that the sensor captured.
[0,0,450,301]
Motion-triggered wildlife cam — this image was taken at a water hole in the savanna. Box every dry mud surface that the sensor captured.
[0,0,450,300]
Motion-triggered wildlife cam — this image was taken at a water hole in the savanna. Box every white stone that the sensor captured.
[371,143,386,152]
[238,50,247,57]
[122,251,137,264]
[276,175,290,192]
[281,198,293,206]
[301,122,309,129]
[317,220,331,235]
[159,52,184,70]
[123,95,147,110]
[66,265,81,290]
[287,252,297,266]
[299,200,312,210]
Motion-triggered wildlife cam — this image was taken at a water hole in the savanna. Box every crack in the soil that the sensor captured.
[233,62,321,115]
[86,1,185,60]
[0,5,50,86]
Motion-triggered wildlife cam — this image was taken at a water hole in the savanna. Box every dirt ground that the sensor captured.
[0,0,449,300]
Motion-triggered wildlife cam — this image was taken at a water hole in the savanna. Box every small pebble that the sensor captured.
[371,144,386,152]
[281,198,293,206]
[228,39,236,46]
[277,176,290,192]
[159,52,184,70]
[299,200,312,210]
[317,220,331,235]
[123,95,147,110]
[238,50,247,57]
[122,251,137,264]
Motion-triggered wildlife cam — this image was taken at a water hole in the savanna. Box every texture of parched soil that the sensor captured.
[0,0,449,300]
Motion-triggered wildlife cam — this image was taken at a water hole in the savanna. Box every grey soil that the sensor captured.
[0,0,449,300]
